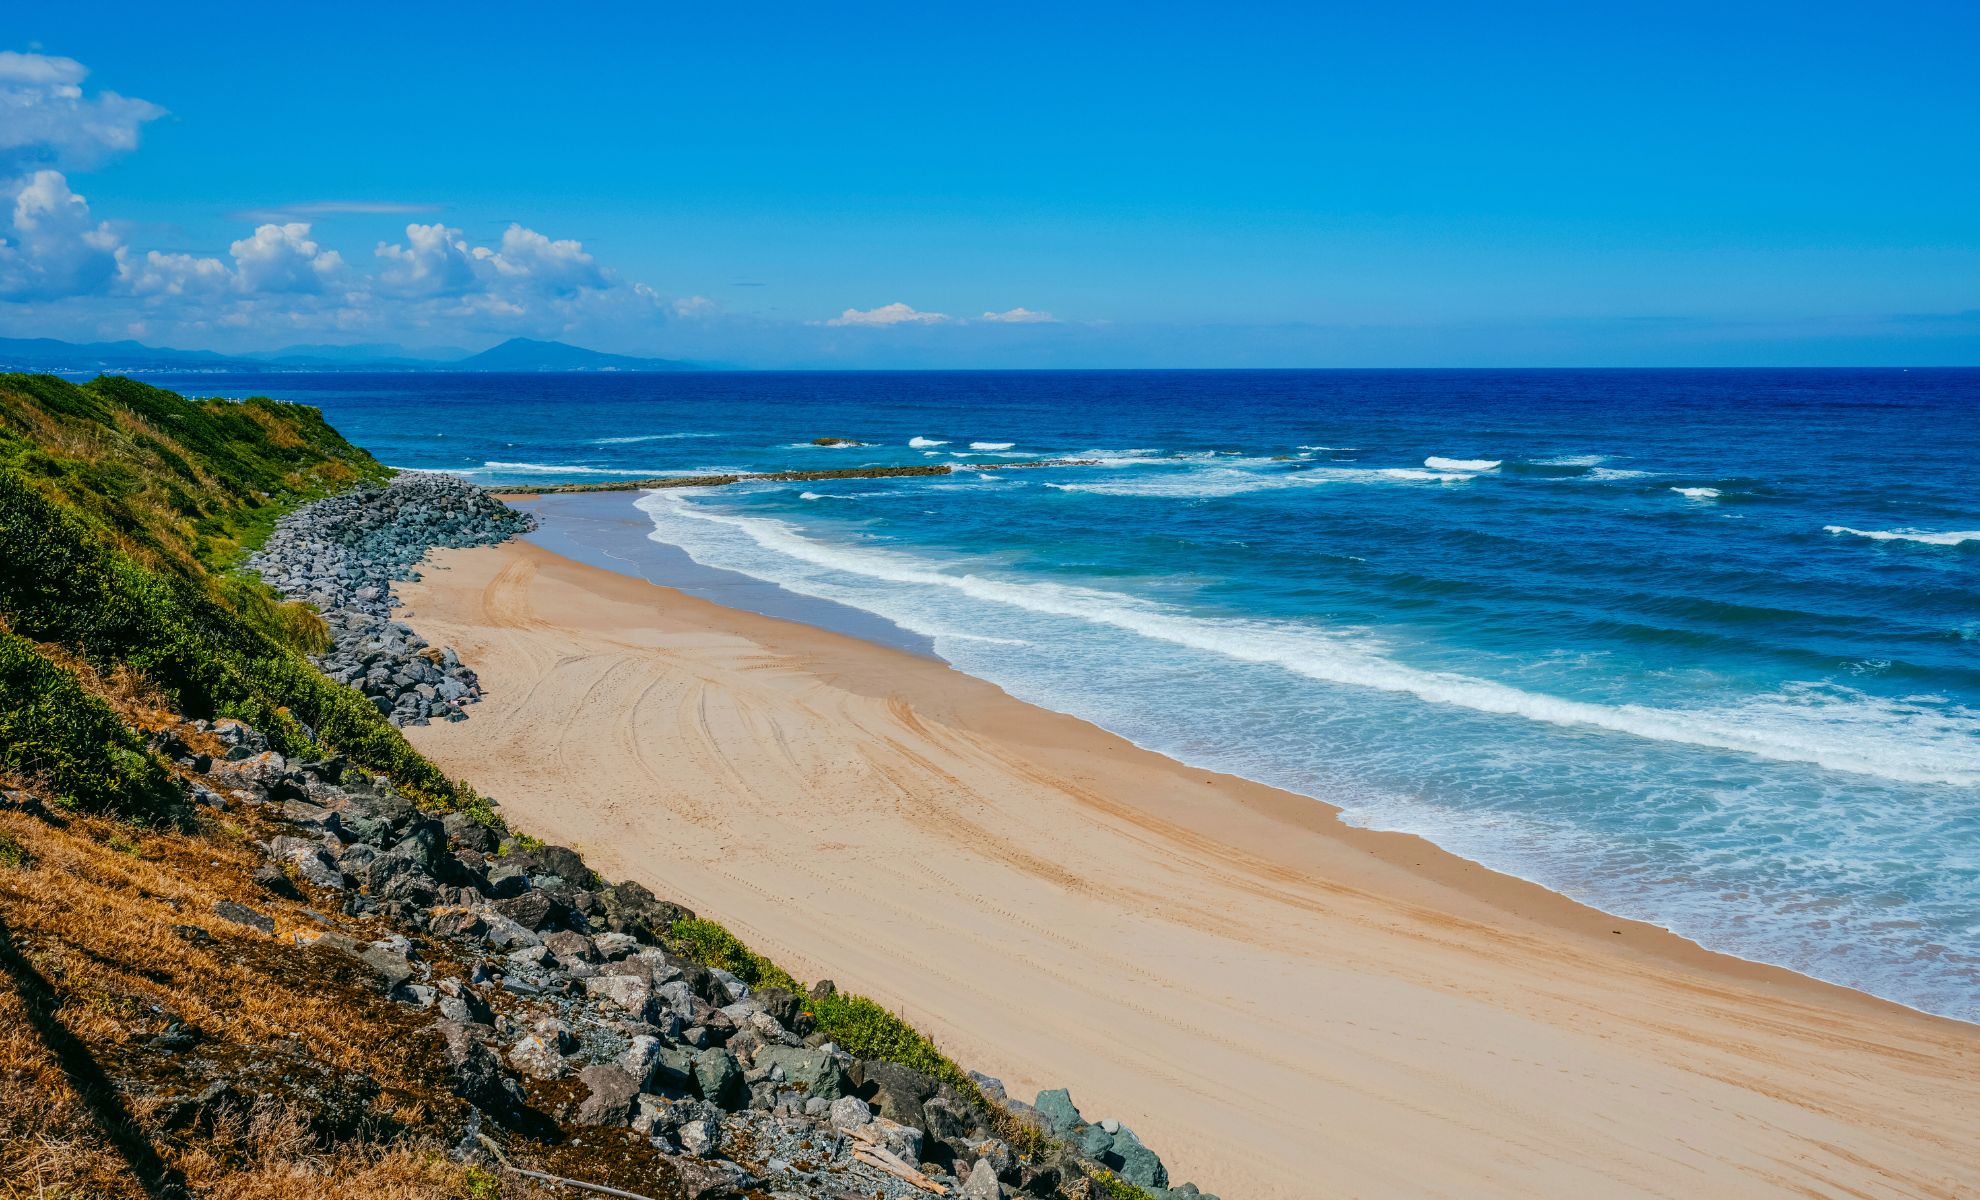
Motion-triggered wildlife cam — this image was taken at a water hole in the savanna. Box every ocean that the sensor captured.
[156,368,1979,1020]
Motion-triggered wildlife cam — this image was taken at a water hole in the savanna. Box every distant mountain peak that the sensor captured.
[454,337,696,372]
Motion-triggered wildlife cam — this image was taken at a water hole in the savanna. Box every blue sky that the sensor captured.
[3,1,1976,366]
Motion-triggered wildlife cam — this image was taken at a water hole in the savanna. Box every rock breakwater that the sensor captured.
[246,472,535,727]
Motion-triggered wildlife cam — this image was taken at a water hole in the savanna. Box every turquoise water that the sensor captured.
[163,369,1980,1019]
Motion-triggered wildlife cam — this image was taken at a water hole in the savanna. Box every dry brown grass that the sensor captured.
[0,793,542,1199]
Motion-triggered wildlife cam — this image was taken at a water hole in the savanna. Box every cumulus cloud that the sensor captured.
[671,294,717,318]
[826,301,949,327]
[230,222,346,293]
[375,222,478,294]
[979,306,1056,323]
[120,248,230,297]
[484,223,606,294]
[0,170,122,299]
[0,51,165,174]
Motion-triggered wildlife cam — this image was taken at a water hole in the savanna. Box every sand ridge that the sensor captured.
[398,536,1979,1200]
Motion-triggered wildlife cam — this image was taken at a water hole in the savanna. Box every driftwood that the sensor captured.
[846,1123,949,1194]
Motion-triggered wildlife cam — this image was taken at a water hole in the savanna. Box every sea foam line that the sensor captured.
[592,432,721,444]
[1825,526,1980,547]
[635,491,1980,788]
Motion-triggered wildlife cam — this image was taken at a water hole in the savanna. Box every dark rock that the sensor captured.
[251,862,303,900]
[693,1047,743,1109]
[442,812,499,855]
[924,1088,978,1149]
[1110,1136,1169,1190]
[753,1045,850,1102]
[356,942,415,992]
[515,843,590,884]
[599,879,694,943]
[211,900,274,935]
[863,1060,940,1131]
[482,861,530,899]
[809,978,837,1000]
[492,888,556,931]
[750,985,813,1036]
[439,1020,523,1114]
[427,907,487,940]
[543,929,598,964]
[388,820,445,870]
[1033,1087,1083,1136]
[574,1063,641,1127]
[659,1154,758,1200]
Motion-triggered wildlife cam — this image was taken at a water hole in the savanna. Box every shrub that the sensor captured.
[0,629,178,813]
[0,375,485,813]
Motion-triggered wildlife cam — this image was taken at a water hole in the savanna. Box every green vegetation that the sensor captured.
[1092,1174,1158,1200]
[0,627,178,812]
[667,914,983,1097]
[667,917,804,993]
[0,373,482,816]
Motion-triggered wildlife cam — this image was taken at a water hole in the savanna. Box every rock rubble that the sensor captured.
[244,471,535,727]
[145,711,1217,1200]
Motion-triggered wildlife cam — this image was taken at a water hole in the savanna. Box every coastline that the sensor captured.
[397,498,1980,1199]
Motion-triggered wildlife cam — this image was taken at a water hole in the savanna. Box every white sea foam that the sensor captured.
[970,441,1015,450]
[909,436,949,448]
[593,432,720,444]
[634,491,1980,789]
[1048,462,1474,497]
[1824,526,1980,547]
[1534,454,1607,466]
[1424,456,1502,471]
[1381,468,1476,483]
[1672,487,1721,500]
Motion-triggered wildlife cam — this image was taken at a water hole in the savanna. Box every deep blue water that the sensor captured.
[155,369,1979,1019]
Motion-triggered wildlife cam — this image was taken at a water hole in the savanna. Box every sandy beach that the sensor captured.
[398,517,1980,1199]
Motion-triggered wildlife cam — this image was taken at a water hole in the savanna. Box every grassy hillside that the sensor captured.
[0,373,473,815]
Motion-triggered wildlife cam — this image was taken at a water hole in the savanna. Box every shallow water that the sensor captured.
[162,368,1980,1020]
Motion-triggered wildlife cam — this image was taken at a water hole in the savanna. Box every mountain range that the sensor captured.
[0,335,699,373]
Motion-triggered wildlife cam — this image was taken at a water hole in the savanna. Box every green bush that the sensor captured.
[0,374,474,813]
[667,917,803,993]
[0,630,177,813]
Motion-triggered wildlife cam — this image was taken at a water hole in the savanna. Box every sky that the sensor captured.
[2,1,1977,367]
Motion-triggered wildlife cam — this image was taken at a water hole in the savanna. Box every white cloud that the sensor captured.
[375,222,478,294]
[484,223,606,294]
[230,222,345,293]
[980,306,1056,323]
[826,301,949,327]
[671,294,717,318]
[120,248,230,297]
[0,170,122,299]
[0,51,165,174]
